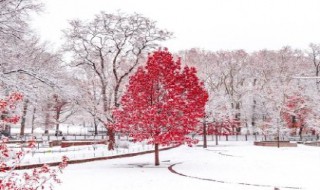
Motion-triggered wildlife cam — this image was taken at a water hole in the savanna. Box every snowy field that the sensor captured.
[9,141,153,165]
[47,141,320,190]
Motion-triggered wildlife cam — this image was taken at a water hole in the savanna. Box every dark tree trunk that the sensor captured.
[277,118,280,148]
[114,83,120,108]
[94,118,98,135]
[102,85,109,113]
[215,125,219,145]
[55,108,61,133]
[299,127,303,141]
[235,102,241,133]
[31,107,36,134]
[101,84,116,150]
[155,143,160,166]
[20,99,29,136]
[44,103,51,134]
[107,128,115,150]
[203,122,207,148]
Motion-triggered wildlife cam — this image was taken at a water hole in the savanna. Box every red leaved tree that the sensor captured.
[281,95,310,139]
[113,49,208,165]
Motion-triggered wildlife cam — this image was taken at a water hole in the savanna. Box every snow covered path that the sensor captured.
[55,142,320,190]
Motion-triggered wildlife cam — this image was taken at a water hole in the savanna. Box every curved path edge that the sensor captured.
[168,162,302,190]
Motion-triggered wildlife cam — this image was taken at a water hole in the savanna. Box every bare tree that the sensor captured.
[308,43,320,89]
[0,34,80,136]
[63,11,172,149]
[0,0,42,39]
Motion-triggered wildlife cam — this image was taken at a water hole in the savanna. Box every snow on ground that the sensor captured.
[47,141,320,190]
[10,141,153,165]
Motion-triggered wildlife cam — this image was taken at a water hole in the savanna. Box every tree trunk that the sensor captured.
[215,125,219,145]
[235,102,241,134]
[299,127,303,141]
[31,107,36,134]
[44,103,51,134]
[215,134,219,145]
[20,99,29,136]
[94,118,98,135]
[55,107,61,134]
[107,128,115,150]
[203,122,207,148]
[277,130,280,148]
[101,84,116,150]
[155,143,160,166]
[101,85,109,113]
[114,83,121,108]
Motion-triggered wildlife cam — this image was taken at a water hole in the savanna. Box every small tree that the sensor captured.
[281,95,310,139]
[113,49,208,165]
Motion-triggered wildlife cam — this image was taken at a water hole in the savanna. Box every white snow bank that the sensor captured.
[50,141,320,190]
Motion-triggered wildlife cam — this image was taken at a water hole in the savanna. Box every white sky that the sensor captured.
[31,0,320,52]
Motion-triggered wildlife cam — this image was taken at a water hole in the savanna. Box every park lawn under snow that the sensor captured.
[9,141,153,165]
[49,141,320,190]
